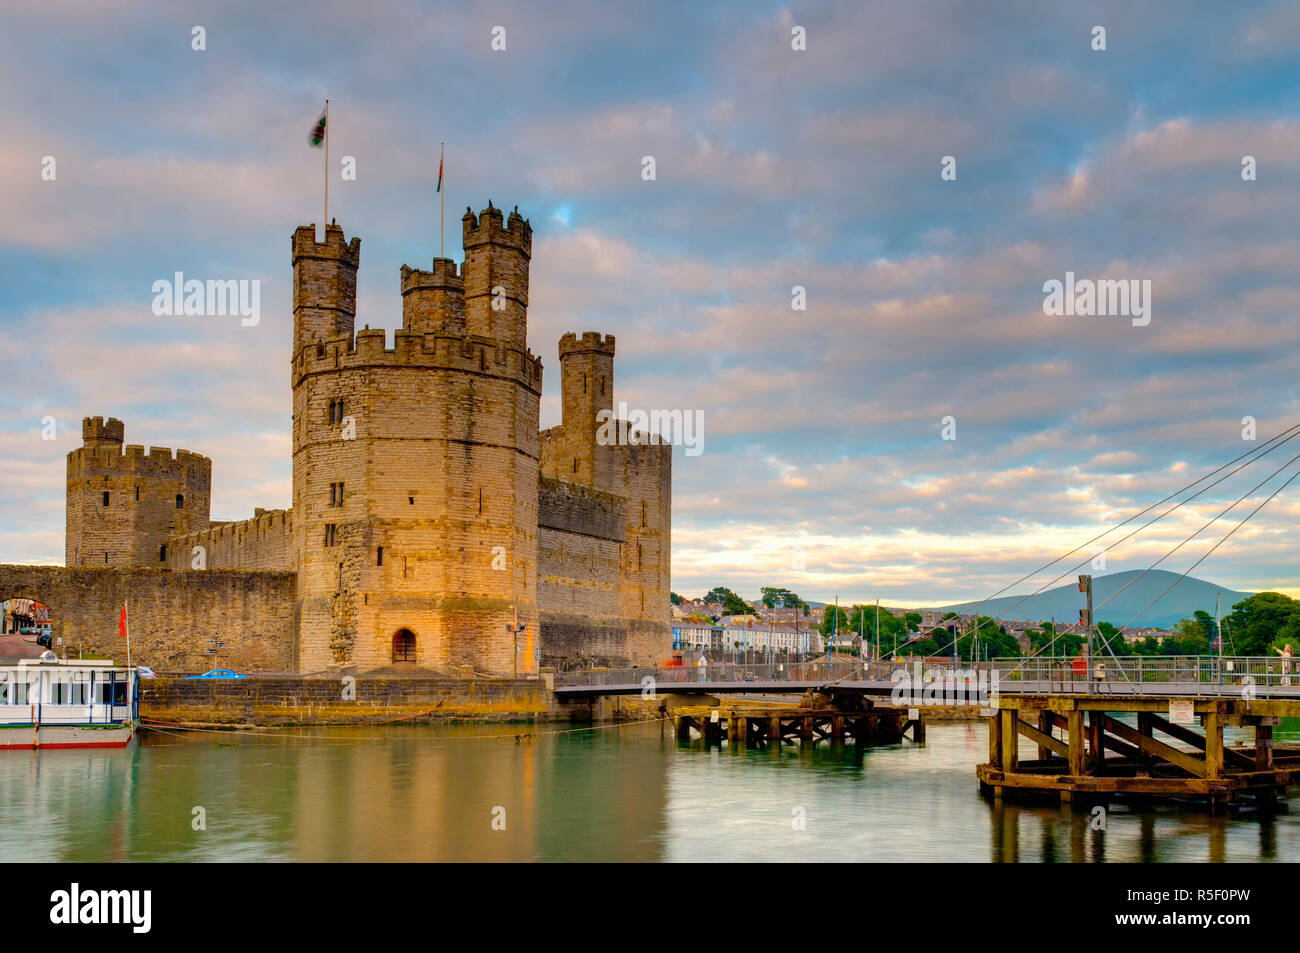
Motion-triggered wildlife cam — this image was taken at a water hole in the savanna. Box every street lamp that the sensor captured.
[506,604,527,679]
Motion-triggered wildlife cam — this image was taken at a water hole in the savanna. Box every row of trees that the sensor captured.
[673,586,813,619]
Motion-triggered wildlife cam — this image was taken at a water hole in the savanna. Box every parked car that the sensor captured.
[136,666,158,679]
[185,669,246,679]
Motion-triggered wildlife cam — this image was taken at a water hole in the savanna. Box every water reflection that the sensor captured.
[0,722,1296,862]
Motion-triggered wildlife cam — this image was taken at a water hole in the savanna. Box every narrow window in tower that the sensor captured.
[338,482,343,505]
[641,500,646,527]
[600,376,605,396]
[135,486,140,501]
[403,556,408,579]
[479,349,486,371]
[377,546,383,566]
[102,491,110,506]
[159,545,167,563]
[638,543,642,570]
[572,457,578,474]
[478,488,482,515]
[104,552,109,564]
[583,373,588,395]
[175,494,184,510]
[338,562,344,592]
[324,524,337,547]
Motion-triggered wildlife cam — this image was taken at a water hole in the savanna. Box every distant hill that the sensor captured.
[930,570,1252,630]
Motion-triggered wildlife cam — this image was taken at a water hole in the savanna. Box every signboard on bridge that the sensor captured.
[1169,700,1194,725]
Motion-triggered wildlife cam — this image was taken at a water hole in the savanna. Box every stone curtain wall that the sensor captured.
[0,565,296,673]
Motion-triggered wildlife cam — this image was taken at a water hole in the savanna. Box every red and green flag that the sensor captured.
[309,106,327,148]
[436,143,444,193]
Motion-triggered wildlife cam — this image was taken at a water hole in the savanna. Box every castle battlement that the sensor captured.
[400,259,463,292]
[462,202,532,258]
[82,416,125,446]
[291,223,361,268]
[292,327,543,391]
[69,443,212,478]
[558,331,616,357]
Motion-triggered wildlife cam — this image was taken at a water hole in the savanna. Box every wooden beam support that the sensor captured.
[988,711,1002,769]
[1017,718,1068,759]
[1104,716,1208,778]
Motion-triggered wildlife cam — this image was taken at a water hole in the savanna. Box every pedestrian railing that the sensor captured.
[555,655,1300,697]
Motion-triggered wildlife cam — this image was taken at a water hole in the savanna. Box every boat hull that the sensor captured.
[0,723,135,749]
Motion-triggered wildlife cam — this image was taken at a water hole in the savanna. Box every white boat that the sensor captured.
[0,655,138,749]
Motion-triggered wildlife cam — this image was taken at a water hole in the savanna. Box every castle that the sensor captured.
[35,203,671,675]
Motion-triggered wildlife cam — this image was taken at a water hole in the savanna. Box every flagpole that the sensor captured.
[323,100,330,229]
[439,141,445,260]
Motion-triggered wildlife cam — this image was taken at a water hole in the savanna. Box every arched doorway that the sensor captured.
[392,629,416,663]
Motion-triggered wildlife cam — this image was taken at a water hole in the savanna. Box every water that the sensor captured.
[3,721,1299,862]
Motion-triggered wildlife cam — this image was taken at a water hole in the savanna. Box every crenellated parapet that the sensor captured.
[292,327,543,393]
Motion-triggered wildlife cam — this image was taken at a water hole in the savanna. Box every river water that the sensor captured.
[4,720,1298,862]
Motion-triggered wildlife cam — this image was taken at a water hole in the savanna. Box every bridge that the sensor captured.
[555,655,1300,700]
[559,655,1300,813]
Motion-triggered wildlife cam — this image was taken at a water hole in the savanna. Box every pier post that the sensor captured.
[988,710,1002,769]
[768,715,780,742]
[1087,711,1104,772]
[999,709,1018,772]
[728,714,741,748]
[1256,721,1274,771]
[800,715,813,745]
[675,715,690,741]
[832,715,845,742]
[1204,711,1223,780]
[1067,710,1085,776]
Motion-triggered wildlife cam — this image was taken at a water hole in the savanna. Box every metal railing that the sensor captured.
[556,655,1300,698]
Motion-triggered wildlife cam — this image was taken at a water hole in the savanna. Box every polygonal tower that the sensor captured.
[66,416,212,567]
[290,207,543,675]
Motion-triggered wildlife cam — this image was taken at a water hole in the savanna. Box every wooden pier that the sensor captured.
[673,703,922,747]
[978,692,1300,813]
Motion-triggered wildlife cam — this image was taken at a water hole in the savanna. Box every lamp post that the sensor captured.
[506,604,527,679]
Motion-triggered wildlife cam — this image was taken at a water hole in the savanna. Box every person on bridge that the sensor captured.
[1274,644,1293,687]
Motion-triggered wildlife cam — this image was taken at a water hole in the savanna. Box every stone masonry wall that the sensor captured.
[0,564,296,673]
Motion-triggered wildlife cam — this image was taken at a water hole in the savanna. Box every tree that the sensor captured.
[1223,593,1300,656]
[670,591,684,606]
[760,587,809,613]
[703,586,750,617]
[820,605,849,640]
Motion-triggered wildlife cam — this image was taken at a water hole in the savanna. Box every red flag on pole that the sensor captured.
[119,602,127,639]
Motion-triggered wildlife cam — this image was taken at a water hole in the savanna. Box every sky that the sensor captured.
[4,0,1300,608]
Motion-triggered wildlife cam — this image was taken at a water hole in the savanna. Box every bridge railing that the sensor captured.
[554,660,867,688]
[555,655,1300,695]
[989,655,1299,694]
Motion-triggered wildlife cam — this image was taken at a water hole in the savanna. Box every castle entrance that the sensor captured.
[392,629,416,663]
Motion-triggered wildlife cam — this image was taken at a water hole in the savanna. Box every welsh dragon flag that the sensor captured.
[309,107,327,147]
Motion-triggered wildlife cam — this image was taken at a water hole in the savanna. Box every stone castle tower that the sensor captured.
[65,202,670,675]
[66,416,211,567]
[291,205,541,674]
